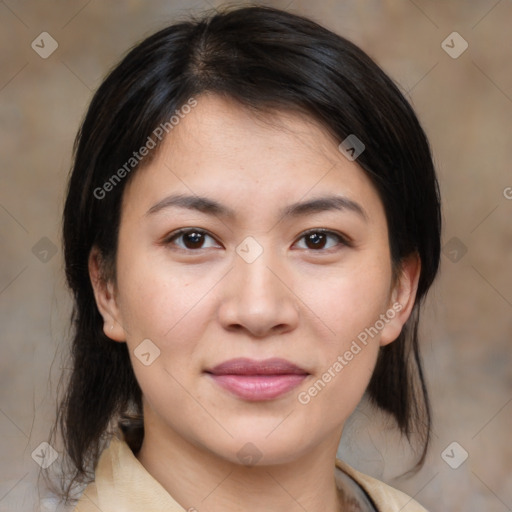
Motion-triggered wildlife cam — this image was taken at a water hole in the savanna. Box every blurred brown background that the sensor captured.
[0,1,511,510]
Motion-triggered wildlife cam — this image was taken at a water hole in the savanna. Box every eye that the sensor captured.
[164,228,221,251]
[294,229,350,251]
[163,228,350,252]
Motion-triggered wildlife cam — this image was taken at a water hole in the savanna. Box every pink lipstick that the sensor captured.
[205,358,308,401]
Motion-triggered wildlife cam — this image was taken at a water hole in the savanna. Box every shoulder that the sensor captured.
[72,436,429,512]
[71,434,187,511]
[335,458,430,512]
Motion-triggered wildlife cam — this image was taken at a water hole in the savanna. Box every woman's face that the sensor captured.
[91,93,418,465]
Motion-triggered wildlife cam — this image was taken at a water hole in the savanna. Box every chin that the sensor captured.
[200,427,315,468]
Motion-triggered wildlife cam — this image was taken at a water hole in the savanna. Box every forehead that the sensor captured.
[170,93,342,168]
[121,94,384,222]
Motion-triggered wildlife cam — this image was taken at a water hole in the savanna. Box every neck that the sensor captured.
[136,416,347,512]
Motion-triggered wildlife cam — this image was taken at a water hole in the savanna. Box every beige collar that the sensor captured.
[74,435,428,512]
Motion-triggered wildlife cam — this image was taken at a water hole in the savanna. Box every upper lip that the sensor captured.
[206,358,309,376]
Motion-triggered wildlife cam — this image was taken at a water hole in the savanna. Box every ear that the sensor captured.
[380,252,421,346]
[88,246,127,342]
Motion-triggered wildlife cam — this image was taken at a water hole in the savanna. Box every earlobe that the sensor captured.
[88,247,126,342]
[380,253,421,346]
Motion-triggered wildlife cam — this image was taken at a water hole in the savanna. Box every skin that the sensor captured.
[89,93,420,512]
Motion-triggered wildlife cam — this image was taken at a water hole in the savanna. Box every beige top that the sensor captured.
[73,434,428,512]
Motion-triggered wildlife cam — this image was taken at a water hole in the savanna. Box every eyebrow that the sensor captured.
[146,193,368,221]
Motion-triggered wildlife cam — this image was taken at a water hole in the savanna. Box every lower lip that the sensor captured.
[208,374,307,401]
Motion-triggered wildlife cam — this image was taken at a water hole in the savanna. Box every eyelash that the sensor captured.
[163,227,352,253]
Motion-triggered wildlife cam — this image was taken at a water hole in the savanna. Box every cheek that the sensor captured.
[116,247,219,339]
[293,254,391,408]
[294,324,380,446]
[115,255,217,403]
[296,255,393,346]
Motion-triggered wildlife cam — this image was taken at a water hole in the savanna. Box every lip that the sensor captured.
[205,358,309,401]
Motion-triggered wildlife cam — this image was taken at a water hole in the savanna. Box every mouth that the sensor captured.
[204,358,309,401]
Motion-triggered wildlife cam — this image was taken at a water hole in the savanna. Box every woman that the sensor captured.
[54,5,441,511]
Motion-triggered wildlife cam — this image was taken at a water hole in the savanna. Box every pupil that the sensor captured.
[185,232,203,248]
[307,232,325,249]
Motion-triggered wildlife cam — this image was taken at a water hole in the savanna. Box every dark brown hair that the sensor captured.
[53,3,441,502]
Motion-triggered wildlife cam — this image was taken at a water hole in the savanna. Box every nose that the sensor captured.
[217,246,300,338]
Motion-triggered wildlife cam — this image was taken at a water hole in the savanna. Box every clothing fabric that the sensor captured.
[73,433,428,512]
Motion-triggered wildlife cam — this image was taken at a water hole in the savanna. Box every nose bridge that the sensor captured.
[218,236,299,336]
[235,238,284,304]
